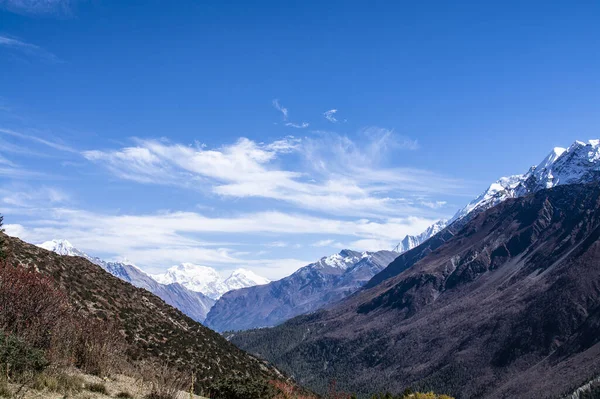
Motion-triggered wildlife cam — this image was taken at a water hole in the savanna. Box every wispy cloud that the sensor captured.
[0,35,61,63]
[272,99,288,121]
[272,99,309,129]
[0,0,75,16]
[323,109,338,123]
[265,241,289,248]
[285,122,309,129]
[0,128,76,153]
[83,131,460,218]
[1,185,69,207]
[420,200,447,209]
[311,239,345,249]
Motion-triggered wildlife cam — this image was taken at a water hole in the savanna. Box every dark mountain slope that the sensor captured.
[231,184,600,398]
[1,233,283,387]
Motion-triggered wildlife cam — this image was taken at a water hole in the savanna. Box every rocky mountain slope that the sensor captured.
[152,263,270,300]
[39,240,215,322]
[231,183,600,398]
[395,139,600,255]
[5,233,285,388]
[205,250,398,332]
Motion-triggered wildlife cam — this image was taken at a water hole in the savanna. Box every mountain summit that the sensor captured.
[451,139,600,222]
[152,263,270,300]
[396,139,600,253]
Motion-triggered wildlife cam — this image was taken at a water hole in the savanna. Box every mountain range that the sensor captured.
[205,249,398,332]
[37,239,267,322]
[225,139,600,398]
[396,139,600,253]
[152,262,270,300]
[231,182,600,398]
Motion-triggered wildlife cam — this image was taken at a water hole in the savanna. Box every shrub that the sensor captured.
[0,263,72,351]
[206,377,277,399]
[139,362,185,399]
[0,331,48,378]
[75,318,125,376]
[0,260,127,377]
[87,381,108,394]
[116,391,134,398]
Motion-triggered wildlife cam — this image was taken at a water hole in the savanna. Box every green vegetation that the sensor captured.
[0,331,48,377]
[368,392,454,399]
[206,377,277,399]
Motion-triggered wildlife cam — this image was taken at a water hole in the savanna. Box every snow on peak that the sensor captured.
[224,268,270,291]
[152,264,270,299]
[453,139,600,223]
[316,250,362,270]
[393,139,600,257]
[394,219,448,254]
[38,239,88,257]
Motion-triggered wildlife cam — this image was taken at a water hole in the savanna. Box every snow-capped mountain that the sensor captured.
[394,219,448,254]
[37,240,215,322]
[205,249,398,332]
[223,268,270,291]
[39,239,84,257]
[452,139,600,223]
[152,263,270,300]
[393,139,600,255]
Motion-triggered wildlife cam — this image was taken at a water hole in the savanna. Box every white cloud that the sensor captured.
[272,99,309,128]
[3,203,435,275]
[420,200,447,209]
[265,241,289,248]
[272,99,288,121]
[285,122,309,129]
[311,239,345,249]
[84,133,460,218]
[0,35,61,62]
[0,128,75,153]
[323,109,338,123]
[1,185,69,207]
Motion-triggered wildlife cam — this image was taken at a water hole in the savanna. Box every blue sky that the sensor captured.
[0,0,599,279]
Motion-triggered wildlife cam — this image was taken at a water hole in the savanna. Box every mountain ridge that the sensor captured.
[38,239,216,322]
[230,183,600,398]
[205,249,398,332]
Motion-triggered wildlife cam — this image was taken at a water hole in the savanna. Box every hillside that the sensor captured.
[1,233,285,389]
[206,250,397,332]
[231,183,600,398]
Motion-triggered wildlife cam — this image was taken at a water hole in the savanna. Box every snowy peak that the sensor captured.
[453,139,600,223]
[394,219,448,254]
[394,139,600,257]
[152,263,226,299]
[39,239,84,257]
[152,264,270,300]
[224,268,270,291]
[315,250,362,270]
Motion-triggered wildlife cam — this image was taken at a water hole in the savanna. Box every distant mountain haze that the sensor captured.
[205,249,398,332]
